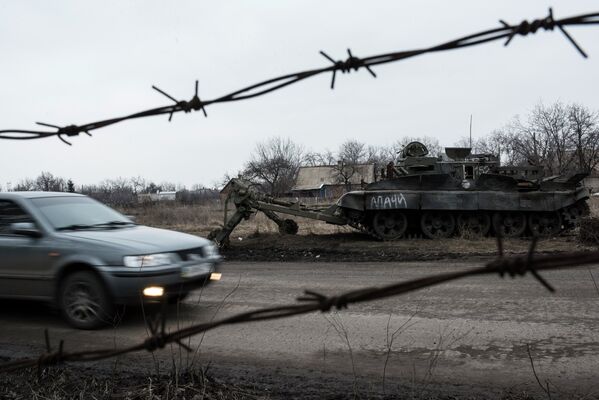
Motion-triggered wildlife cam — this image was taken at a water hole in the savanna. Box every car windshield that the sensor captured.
[31,196,133,231]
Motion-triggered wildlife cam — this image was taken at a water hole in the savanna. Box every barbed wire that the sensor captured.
[1,8,598,145]
[1,236,598,373]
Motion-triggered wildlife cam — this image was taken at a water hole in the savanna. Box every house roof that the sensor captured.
[292,164,375,191]
[219,180,233,194]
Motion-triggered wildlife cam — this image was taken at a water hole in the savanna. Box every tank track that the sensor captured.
[348,220,384,241]
[347,199,590,241]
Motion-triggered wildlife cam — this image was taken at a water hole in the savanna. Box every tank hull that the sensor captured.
[335,173,590,240]
[338,187,589,213]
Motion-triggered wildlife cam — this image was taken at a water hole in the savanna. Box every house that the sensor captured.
[219,180,235,203]
[291,164,376,199]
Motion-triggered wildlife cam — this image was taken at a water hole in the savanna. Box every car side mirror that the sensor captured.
[10,222,43,238]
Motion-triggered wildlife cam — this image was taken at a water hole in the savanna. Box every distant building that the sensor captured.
[177,188,219,204]
[138,191,177,203]
[219,180,235,203]
[291,164,376,198]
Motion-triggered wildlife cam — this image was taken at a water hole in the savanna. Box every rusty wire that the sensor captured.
[1,9,598,145]
[1,237,599,373]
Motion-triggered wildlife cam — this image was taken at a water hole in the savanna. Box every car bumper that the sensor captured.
[97,258,221,304]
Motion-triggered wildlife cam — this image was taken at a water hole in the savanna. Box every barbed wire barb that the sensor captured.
[320,48,376,89]
[192,80,208,117]
[500,8,588,58]
[152,80,208,122]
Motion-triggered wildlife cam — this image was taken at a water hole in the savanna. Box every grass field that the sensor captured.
[120,202,354,238]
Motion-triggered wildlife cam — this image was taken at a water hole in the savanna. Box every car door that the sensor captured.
[0,199,55,299]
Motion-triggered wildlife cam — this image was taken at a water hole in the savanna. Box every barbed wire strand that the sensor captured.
[1,9,598,145]
[1,237,598,373]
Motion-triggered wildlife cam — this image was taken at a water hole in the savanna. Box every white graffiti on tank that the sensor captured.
[370,193,407,209]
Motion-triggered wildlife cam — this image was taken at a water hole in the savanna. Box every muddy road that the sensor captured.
[1,260,599,398]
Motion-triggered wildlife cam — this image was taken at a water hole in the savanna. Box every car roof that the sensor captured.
[0,191,85,199]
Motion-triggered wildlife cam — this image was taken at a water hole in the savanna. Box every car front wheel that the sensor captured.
[59,271,114,329]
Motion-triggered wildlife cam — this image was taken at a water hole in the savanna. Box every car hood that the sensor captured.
[59,225,211,254]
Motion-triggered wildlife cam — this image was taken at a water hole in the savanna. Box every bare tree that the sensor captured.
[13,179,35,191]
[532,102,575,174]
[130,176,147,195]
[568,103,599,172]
[35,171,65,191]
[505,115,550,168]
[244,137,304,196]
[490,101,599,174]
[454,130,507,160]
[366,145,395,166]
[335,140,368,189]
[473,131,505,158]
[338,140,367,164]
[84,177,137,206]
[159,181,177,191]
[303,149,335,166]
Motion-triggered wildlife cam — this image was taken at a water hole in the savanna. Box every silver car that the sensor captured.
[0,192,221,329]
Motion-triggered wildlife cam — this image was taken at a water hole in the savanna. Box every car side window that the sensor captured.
[0,200,34,235]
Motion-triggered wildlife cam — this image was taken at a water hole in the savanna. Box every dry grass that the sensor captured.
[0,368,263,400]
[590,197,599,217]
[577,197,599,246]
[579,217,599,245]
[119,203,223,237]
[118,202,353,238]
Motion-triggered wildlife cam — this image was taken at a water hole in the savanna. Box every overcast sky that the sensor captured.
[1,1,598,189]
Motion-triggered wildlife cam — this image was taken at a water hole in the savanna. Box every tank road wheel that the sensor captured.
[492,212,526,238]
[457,212,491,237]
[372,211,408,240]
[279,219,299,235]
[528,212,562,237]
[420,211,455,239]
[562,201,590,228]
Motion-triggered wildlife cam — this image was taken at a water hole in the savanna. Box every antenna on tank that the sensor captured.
[469,114,473,148]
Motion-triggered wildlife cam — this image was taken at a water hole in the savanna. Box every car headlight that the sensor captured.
[203,243,220,258]
[123,253,178,268]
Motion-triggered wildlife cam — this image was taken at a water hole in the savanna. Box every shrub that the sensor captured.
[579,217,599,245]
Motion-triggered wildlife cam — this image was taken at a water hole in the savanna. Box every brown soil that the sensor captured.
[221,231,595,263]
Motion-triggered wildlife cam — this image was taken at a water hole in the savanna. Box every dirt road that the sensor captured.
[1,260,599,398]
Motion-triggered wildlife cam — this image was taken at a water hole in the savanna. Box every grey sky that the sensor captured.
[1,1,598,189]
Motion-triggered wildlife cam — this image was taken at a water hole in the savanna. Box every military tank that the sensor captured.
[212,142,590,245]
[334,142,590,240]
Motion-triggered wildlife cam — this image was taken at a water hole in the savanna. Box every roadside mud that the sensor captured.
[0,357,538,400]
[221,232,594,263]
